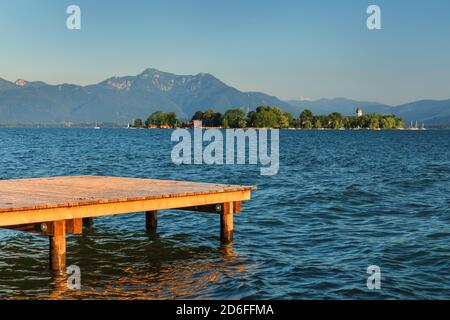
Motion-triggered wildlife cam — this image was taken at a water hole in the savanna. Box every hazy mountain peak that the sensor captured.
[139,68,218,81]
[196,72,214,78]
[291,96,312,102]
[15,79,28,87]
[13,79,48,88]
[141,67,162,74]
[139,68,176,79]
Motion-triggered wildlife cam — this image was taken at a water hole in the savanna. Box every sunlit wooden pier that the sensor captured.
[0,176,255,272]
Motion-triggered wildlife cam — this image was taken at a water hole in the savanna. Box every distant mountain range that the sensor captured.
[288,98,450,125]
[0,68,449,125]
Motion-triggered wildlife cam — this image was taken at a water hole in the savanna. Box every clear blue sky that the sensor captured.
[1,0,449,105]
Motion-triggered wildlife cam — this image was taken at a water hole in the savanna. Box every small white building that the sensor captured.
[356,108,364,117]
[193,120,202,128]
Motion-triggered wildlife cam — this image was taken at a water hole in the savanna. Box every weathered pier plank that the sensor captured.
[0,176,255,271]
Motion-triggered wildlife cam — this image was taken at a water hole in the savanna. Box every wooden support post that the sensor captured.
[220,202,234,243]
[66,218,83,234]
[49,220,66,272]
[146,210,158,232]
[233,201,242,214]
[83,218,94,228]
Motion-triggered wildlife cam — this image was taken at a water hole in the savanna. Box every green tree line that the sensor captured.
[291,109,404,129]
[133,107,404,129]
[133,111,180,128]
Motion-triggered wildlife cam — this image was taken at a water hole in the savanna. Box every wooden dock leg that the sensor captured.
[49,220,66,272]
[220,202,234,243]
[146,211,158,232]
[83,218,94,228]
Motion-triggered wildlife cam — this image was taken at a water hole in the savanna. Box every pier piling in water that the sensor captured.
[49,220,66,272]
[220,202,234,243]
[145,210,158,232]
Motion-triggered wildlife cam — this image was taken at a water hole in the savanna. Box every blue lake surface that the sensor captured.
[0,128,449,299]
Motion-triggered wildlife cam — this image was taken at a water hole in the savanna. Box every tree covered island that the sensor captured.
[131,107,404,130]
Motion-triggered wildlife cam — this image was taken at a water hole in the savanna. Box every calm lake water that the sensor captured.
[0,128,449,299]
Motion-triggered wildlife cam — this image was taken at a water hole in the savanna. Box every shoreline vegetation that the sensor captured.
[131,106,406,130]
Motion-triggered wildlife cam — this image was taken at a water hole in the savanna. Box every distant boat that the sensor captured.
[407,121,427,131]
[408,121,419,130]
[94,122,100,129]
